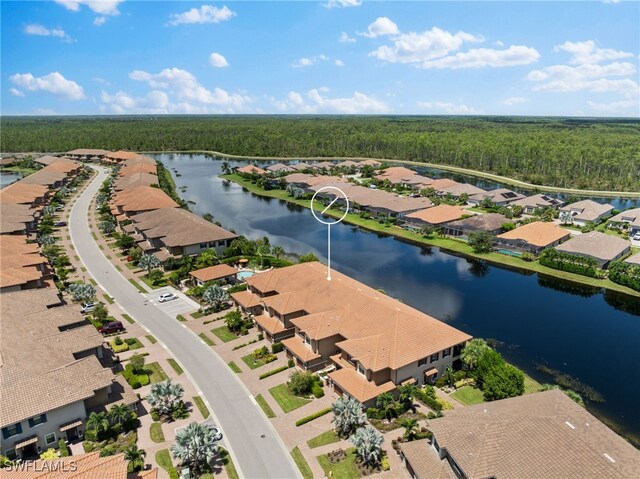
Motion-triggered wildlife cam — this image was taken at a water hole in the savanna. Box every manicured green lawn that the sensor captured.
[103,294,114,304]
[255,394,276,418]
[291,446,314,479]
[140,274,168,289]
[155,449,172,472]
[241,353,273,370]
[269,383,311,413]
[307,430,340,449]
[228,361,242,373]
[125,338,144,350]
[176,314,187,322]
[218,448,239,479]
[145,334,157,344]
[317,448,360,479]
[211,325,238,342]
[199,332,216,346]
[193,395,210,419]
[190,311,204,319]
[167,358,183,375]
[122,314,135,324]
[524,373,543,394]
[450,386,485,406]
[128,278,147,293]
[146,362,168,383]
[150,422,165,443]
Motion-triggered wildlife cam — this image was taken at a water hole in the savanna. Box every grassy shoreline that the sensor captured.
[221,173,639,298]
[146,150,640,198]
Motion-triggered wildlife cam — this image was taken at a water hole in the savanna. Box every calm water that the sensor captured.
[152,153,640,443]
[0,171,22,187]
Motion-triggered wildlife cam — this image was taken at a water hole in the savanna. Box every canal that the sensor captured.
[151,153,640,444]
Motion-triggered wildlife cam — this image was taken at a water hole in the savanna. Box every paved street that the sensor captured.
[146,287,200,317]
[69,166,300,479]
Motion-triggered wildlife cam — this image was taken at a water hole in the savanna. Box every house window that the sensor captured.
[418,357,428,367]
[208,242,216,248]
[4,449,16,461]
[28,414,47,427]
[304,335,310,345]
[442,348,451,358]
[2,423,22,439]
[199,243,207,249]
[430,353,439,363]
[357,363,365,376]
[45,433,56,445]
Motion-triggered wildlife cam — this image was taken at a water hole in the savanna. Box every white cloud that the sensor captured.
[209,52,229,68]
[421,45,540,69]
[339,32,356,43]
[292,55,329,68]
[360,17,399,38]
[33,108,57,115]
[528,62,638,96]
[587,100,639,115]
[24,24,73,42]
[335,60,345,67]
[92,77,111,85]
[93,16,107,26]
[55,0,123,15]
[100,90,170,114]
[494,40,504,47]
[503,96,528,106]
[325,0,362,8]
[9,72,85,100]
[369,27,482,64]
[273,88,387,114]
[555,40,632,65]
[9,88,25,97]
[418,101,482,115]
[169,5,235,26]
[129,67,250,109]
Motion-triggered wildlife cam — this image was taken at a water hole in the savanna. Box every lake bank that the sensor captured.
[221,173,640,299]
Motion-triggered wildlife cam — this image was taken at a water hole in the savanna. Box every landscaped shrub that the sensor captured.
[58,439,70,457]
[271,342,285,354]
[110,338,129,353]
[259,365,289,380]
[295,407,332,427]
[608,261,640,292]
[475,349,524,401]
[312,384,325,398]
[289,370,317,396]
[539,249,599,278]
[287,358,295,368]
[366,407,384,420]
[414,386,442,412]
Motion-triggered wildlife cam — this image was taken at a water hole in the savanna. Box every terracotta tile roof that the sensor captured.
[609,207,640,228]
[0,204,35,233]
[337,160,359,167]
[0,182,50,204]
[122,155,157,166]
[425,389,640,479]
[113,172,158,191]
[43,159,82,174]
[67,148,110,156]
[0,235,47,287]
[282,336,321,362]
[33,155,68,166]
[358,159,382,167]
[510,193,565,210]
[468,187,525,204]
[290,310,344,339]
[0,157,17,166]
[190,264,237,282]
[118,162,157,176]
[231,290,262,309]
[446,213,508,232]
[266,163,296,172]
[254,313,289,335]
[555,231,630,262]
[105,150,143,162]
[437,182,485,197]
[376,166,416,180]
[560,199,615,222]
[113,185,178,213]
[236,164,267,175]
[328,367,397,403]
[405,205,466,225]
[497,221,570,247]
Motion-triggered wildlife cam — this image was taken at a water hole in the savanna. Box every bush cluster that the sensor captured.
[539,249,599,277]
[608,261,640,292]
[475,349,524,401]
[121,363,150,389]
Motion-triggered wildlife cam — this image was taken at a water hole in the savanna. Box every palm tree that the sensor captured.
[444,365,456,388]
[399,418,419,441]
[257,244,270,268]
[38,234,57,246]
[124,444,146,472]
[331,397,366,437]
[195,249,218,269]
[461,338,489,370]
[221,161,231,175]
[202,285,228,311]
[272,246,285,260]
[68,283,96,302]
[350,426,384,466]
[147,380,184,420]
[171,422,219,475]
[376,392,395,420]
[99,221,116,235]
[107,404,131,429]
[398,383,418,411]
[86,412,109,438]
[138,254,161,274]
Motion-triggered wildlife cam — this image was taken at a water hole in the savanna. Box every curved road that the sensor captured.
[69,166,300,479]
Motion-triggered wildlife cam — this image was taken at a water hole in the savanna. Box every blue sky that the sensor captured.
[2,0,639,116]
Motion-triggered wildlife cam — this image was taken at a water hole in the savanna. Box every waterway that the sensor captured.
[0,171,23,187]
[151,153,640,444]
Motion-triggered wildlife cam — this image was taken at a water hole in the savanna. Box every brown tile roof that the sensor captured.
[0,182,49,204]
[113,185,178,214]
[328,367,396,403]
[190,264,237,282]
[266,163,296,172]
[42,159,82,174]
[131,208,237,247]
[254,314,289,335]
[406,205,466,225]
[33,155,68,166]
[0,157,17,166]
[438,182,486,197]
[426,389,640,479]
[236,164,267,175]
[122,155,157,166]
[446,213,508,232]
[0,235,47,287]
[358,159,382,167]
[510,193,565,210]
[113,172,158,191]
[231,290,262,309]
[118,162,157,176]
[105,150,143,162]
[0,204,35,234]
[290,310,344,340]
[399,439,457,479]
[337,160,359,167]
[424,178,459,191]
[0,290,114,427]
[609,207,640,228]
[282,336,321,362]
[497,221,570,247]
[560,199,615,222]
[18,167,67,187]
[624,252,640,265]
[468,187,525,204]
[67,148,110,156]
[555,231,630,261]
[376,166,416,180]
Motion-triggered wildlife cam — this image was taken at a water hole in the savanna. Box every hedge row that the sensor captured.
[608,260,640,292]
[295,407,332,427]
[414,386,442,412]
[259,365,289,380]
[539,249,599,277]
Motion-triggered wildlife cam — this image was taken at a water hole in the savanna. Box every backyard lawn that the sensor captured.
[146,362,169,383]
[450,386,485,406]
[524,373,543,394]
[307,430,340,449]
[269,383,311,413]
[211,325,238,343]
[317,448,360,479]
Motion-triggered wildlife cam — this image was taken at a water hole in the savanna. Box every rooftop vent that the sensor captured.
[603,453,616,463]
[565,421,576,429]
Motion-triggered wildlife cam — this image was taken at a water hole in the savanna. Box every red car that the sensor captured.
[98,321,125,336]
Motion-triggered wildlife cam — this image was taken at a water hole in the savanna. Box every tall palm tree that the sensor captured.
[147,380,184,420]
[376,392,395,420]
[138,254,161,274]
[399,418,419,441]
[461,338,489,370]
[350,426,384,466]
[124,444,146,472]
[331,397,366,438]
[272,246,285,259]
[221,161,231,175]
[398,383,417,411]
[171,422,219,475]
[444,365,456,388]
[107,404,131,429]
[86,412,109,437]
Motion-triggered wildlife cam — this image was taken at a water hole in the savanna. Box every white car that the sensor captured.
[633,233,640,241]
[158,293,178,303]
[210,427,223,442]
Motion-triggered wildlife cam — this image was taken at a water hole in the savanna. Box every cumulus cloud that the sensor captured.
[273,88,387,114]
[169,5,235,25]
[335,60,345,67]
[209,52,229,68]
[421,45,540,69]
[100,90,170,114]
[503,96,528,106]
[339,32,356,43]
[292,54,329,68]
[418,101,482,115]
[55,0,123,15]
[555,40,633,65]
[24,24,73,42]
[360,17,399,38]
[9,72,85,100]
[325,0,362,8]
[587,99,639,116]
[93,16,107,26]
[9,88,25,97]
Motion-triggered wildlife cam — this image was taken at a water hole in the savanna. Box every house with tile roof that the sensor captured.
[555,231,631,268]
[399,389,640,479]
[266,163,296,173]
[0,204,37,235]
[0,183,51,208]
[103,151,144,164]
[0,235,50,293]
[559,199,615,227]
[236,164,267,176]
[66,148,111,160]
[113,172,158,192]
[443,213,509,238]
[189,263,238,286]
[467,187,525,206]
[495,221,570,255]
[608,207,640,237]
[232,262,471,406]
[375,166,432,189]
[403,205,467,228]
[509,193,565,214]
[0,289,137,461]
[111,185,178,219]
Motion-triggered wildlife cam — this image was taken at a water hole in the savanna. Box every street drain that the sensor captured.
[260,434,266,438]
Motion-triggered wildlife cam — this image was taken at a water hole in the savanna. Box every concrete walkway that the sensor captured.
[69,166,301,479]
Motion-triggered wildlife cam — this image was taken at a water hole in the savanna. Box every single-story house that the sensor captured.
[437,182,486,199]
[0,204,36,235]
[467,188,525,206]
[357,159,382,168]
[189,263,238,286]
[103,150,143,164]
[559,199,615,227]
[624,252,640,265]
[375,167,431,189]
[608,208,640,236]
[266,163,296,173]
[403,205,466,229]
[509,194,565,214]
[66,148,110,160]
[444,213,508,237]
[495,221,570,254]
[555,231,631,268]
[113,172,158,191]
[236,164,267,176]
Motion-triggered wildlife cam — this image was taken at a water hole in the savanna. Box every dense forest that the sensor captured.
[2,115,639,191]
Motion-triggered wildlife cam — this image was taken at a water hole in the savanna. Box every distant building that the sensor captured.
[111,185,178,220]
[559,199,614,227]
[555,231,631,268]
[495,221,570,254]
[509,194,565,214]
[403,205,467,228]
[468,188,525,206]
[608,208,640,236]
[266,163,296,173]
[444,213,509,237]
[236,164,267,176]
[189,263,238,286]
[66,148,110,161]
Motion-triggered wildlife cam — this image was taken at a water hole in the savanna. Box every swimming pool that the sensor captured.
[497,249,522,257]
[237,271,255,280]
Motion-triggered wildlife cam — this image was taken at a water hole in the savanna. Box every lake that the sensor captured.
[151,153,640,444]
[0,171,23,187]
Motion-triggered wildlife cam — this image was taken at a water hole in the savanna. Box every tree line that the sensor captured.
[2,115,639,191]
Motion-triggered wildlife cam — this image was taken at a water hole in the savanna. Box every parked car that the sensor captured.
[81,302,97,314]
[54,221,67,227]
[633,233,640,241]
[210,427,223,442]
[98,321,125,336]
[158,293,178,303]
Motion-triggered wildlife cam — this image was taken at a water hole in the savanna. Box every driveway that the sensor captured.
[69,166,300,479]
[147,287,199,317]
